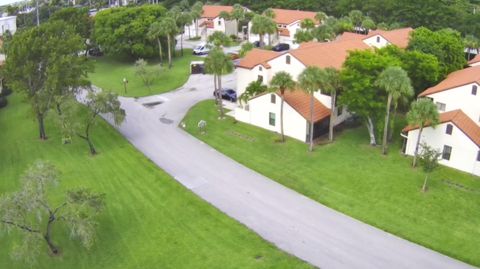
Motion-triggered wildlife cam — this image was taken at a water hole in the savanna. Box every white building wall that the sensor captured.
[363,35,390,48]
[236,65,269,98]
[470,62,480,67]
[235,93,308,141]
[268,53,306,83]
[405,123,480,176]
[427,83,480,125]
[0,16,16,35]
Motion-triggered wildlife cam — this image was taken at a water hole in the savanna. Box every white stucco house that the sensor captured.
[402,66,480,176]
[248,9,319,49]
[184,5,241,40]
[234,28,412,142]
[0,16,17,36]
[336,27,413,49]
[469,54,480,67]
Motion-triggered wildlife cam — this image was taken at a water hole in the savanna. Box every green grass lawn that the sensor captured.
[0,94,312,269]
[183,100,480,266]
[88,49,202,97]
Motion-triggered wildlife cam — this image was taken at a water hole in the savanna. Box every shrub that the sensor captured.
[0,96,8,108]
[0,87,12,97]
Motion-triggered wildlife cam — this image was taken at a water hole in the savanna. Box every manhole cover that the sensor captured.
[189,88,197,91]
[143,101,163,108]
[159,117,174,124]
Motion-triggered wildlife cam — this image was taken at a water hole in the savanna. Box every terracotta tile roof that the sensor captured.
[200,20,214,28]
[469,54,480,66]
[418,66,480,97]
[337,27,413,49]
[237,48,281,69]
[290,39,370,69]
[202,5,233,19]
[283,90,330,123]
[278,27,290,37]
[272,9,318,25]
[403,110,480,147]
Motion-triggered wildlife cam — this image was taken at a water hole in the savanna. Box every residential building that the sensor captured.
[469,54,480,67]
[0,16,16,36]
[402,66,480,176]
[248,9,319,48]
[235,28,412,142]
[336,28,413,49]
[185,5,240,40]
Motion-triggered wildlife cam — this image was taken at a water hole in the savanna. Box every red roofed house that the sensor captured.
[336,27,413,49]
[185,5,247,39]
[248,9,319,49]
[402,66,480,176]
[469,54,480,67]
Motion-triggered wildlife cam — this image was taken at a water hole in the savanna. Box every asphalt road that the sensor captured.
[102,74,476,269]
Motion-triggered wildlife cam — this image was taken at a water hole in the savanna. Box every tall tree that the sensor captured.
[315,11,327,24]
[463,34,479,61]
[298,66,322,152]
[318,67,343,142]
[239,42,254,57]
[0,162,105,264]
[147,21,165,65]
[374,66,414,155]
[177,12,193,56]
[270,71,296,142]
[406,98,439,167]
[250,14,276,47]
[158,16,178,69]
[49,7,93,54]
[418,143,441,192]
[239,80,268,106]
[191,1,204,38]
[408,27,466,77]
[4,21,92,140]
[263,8,276,19]
[204,48,234,118]
[62,91,125,155]
[208,31,232,48]
[231,3,245,37]
[295,18,316,44]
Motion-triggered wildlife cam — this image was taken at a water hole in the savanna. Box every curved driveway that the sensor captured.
[105,74,475,269]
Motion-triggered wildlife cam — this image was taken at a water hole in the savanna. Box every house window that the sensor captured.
[245,104,250,111]
[257,75,263,83]
[442,145,452,160]
[218,20,221,26]
[477,151,480,161]
[472,85,478,95]
[270,94,276,104]
[269,112,276,126]
[445,124,453,135]
[337,106,343,117]
[286,55,291,64]
[376,36,380,43]
[259,66,263,71]
[436,102,446,111]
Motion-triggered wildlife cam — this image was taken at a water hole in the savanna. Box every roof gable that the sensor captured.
[403,109,480,147]
[419,66,480,97]
[237,49,282,69]
[337,28,413,49]
[202,5,233,19]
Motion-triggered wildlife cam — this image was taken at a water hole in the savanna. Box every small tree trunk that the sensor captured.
[421,174,429,192]
[188,25,191,39]
[280,92,285,142]
[87,137,97,155]
[260,34,264,47]
[44,215,59,255]
[167,35,172,69]
[328,91,336,142]
[38,114,47,140]
[388,101,398,142]
[181,33,184,56]
[56,102,62,116]
[309,94,314,152]
[195,19,199,38]
[217,75,224,118]
[366,117,376,146]
[382,94,392,155]
[157,38,163,65]
[412,126,423,167]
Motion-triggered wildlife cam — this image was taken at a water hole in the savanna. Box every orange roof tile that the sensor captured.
[469,54,480,65]
[202,5,233,19]
[290,39,370,69]
[283,90,331,123]
[272,9,318,25]
[403,110,480,147]
[278,27,290,37]
[419,66,480,97]
[337,28,413,49]
[237,48,281,69]
[200,20,214,28]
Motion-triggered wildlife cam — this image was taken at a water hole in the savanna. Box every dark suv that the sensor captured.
[272,43,290,52]
[213,88,237,102]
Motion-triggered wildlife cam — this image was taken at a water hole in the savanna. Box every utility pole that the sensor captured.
[36,0,39,26]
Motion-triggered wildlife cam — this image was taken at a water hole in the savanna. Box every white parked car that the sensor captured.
[193,43,210,55]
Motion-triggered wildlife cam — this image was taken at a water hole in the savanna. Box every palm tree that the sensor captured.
[207,31,232,48]
[159,17,178,69]
[318,67,342,142]
[251,14,276,47]
[315,12,327,24]
[147,22,164,66]
[313,24,336,42]
[219,11,231,35]
[263,8,276,19]
[239,42,254,58]
[239,80,268,107]
[361,17,376,32]
[348,10,364,33]
[406,98,439,167]
[375,66,414,155]
[270,71,296,142]
[204,48,234,118]
[231,4,245,37]
[298,66,322,152]
[176,12,193,56]
[463,34,479,61]
[191,1,203,38]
